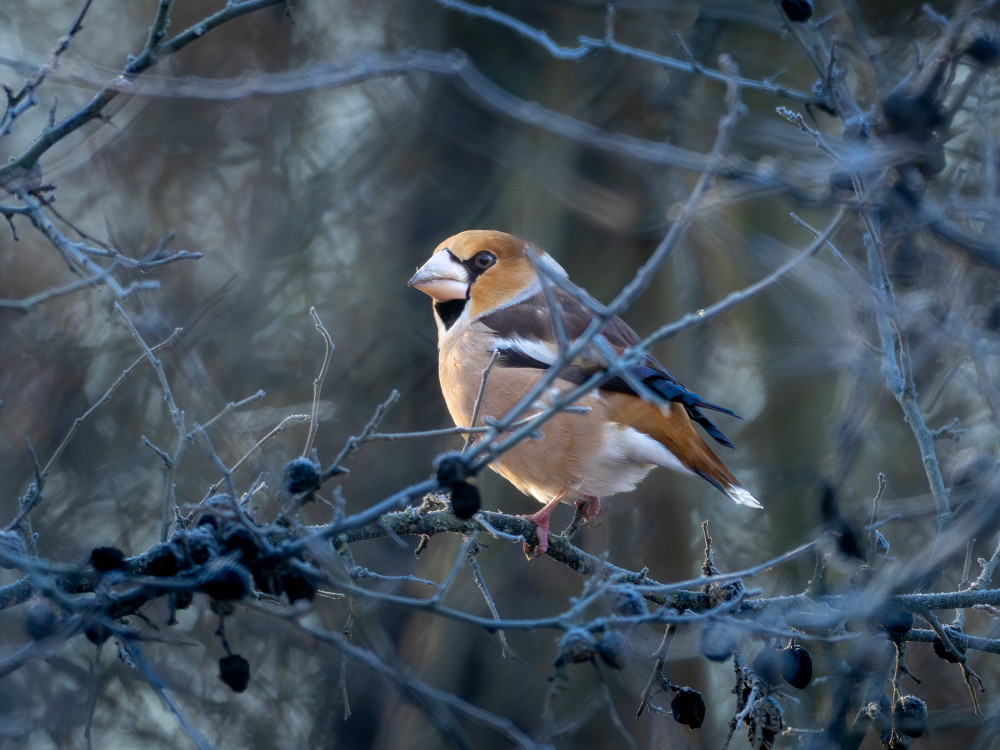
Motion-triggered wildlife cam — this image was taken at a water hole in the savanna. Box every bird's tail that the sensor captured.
[695,469,763,509]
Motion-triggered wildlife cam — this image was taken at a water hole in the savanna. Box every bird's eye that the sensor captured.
[473,251,496,270]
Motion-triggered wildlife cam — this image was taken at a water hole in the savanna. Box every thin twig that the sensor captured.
[432,0,818,104]
[636,625,676,719]
[868,473,887,564]
[203,414,311,498]
[121,640,215,750]
[323,390,400,478]
[463,349,501,451]
[279,614,552,750]
[467,541,515,660]
[304,307,334,457]
[922,610,985,720]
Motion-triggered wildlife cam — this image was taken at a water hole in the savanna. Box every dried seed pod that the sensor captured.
[595,630,631,670]
[172,590,194,611]
[611,585,647,617]
[751,648,785,686]
[876,607,914,640]
[199,561,250,601]
[220,525,260,561]
[965,31,1000,67]
[89,546,127,572]
[555,628,597,666]
[671,687,706,730]
[893,695,928,738]
[219,654,251,693]
[25,597,62,640]
[435,452,469,487]
[780,645,813,689]
[449,480,481,519]
[781,0,813,22]
[700,621,739,662]
[283,457,321,494]
[932,626,967,663]
[145,543,180,577]
[281,568,318,603]
[185,529,218,565]
[85,623,112,645]
[196,514,220,531]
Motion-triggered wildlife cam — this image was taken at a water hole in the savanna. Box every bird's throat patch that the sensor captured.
[435,298,467,330]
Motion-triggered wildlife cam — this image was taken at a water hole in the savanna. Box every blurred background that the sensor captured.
[1,0,998,747]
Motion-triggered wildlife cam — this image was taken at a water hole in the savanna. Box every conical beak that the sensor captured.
[408,251,469,302]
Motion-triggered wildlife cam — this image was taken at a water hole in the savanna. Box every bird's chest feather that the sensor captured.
[437,327,663,502]
[437,326,498,426]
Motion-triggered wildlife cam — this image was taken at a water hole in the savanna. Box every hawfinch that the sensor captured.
[409,230,761,553]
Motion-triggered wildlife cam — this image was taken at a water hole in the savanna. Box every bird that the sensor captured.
[409,230,761,554]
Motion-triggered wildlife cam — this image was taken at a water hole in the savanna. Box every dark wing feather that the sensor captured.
[481,290,739,449]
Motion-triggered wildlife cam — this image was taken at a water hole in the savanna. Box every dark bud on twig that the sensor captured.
[449,480,480,519]
[89,546,127,572]
[880,91,947,176]
[283,457,321,494]
[965,32,1000,67]
[85,623,112,645]
[832,522,864,559]
[781,0,813,22]
[24,597,62,640]
[220,525,260,562]
[251,563,283,596]
[172,590,194,611]
[145,543,181,577]
[700,621,739,662]
[780,645,813,689]
[436,452,470,487]
[185,529,219,565]
[612,585,647,617]
[932,626,967,663]
[670,687,706,730]
[280,567,319,603]
[219,653,251,693]
[882,90,944,142]
[876,607,914,640]
[751,648,785,686]
[596,630,631,669]
[196,514,220,531]
[893,695,928,738]
[199,561,251,601]
[555,627,597,666]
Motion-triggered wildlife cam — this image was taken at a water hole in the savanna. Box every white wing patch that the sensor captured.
[494,336,560,367]
[614,425,695,476]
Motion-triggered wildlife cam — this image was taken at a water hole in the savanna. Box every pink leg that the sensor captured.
[523,490,565,554]
[578,496,603,524]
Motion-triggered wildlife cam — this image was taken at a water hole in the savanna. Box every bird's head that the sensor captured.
[409,230,564,328]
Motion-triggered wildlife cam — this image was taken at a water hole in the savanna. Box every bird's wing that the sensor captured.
[479,290,739,449]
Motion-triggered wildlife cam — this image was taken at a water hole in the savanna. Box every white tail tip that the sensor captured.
[727,485,763,509]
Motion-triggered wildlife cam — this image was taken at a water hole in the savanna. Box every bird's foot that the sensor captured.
[521,493,564,557]
[577,496,604,526]
[521,510,552,558]
[561,496,605,540]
